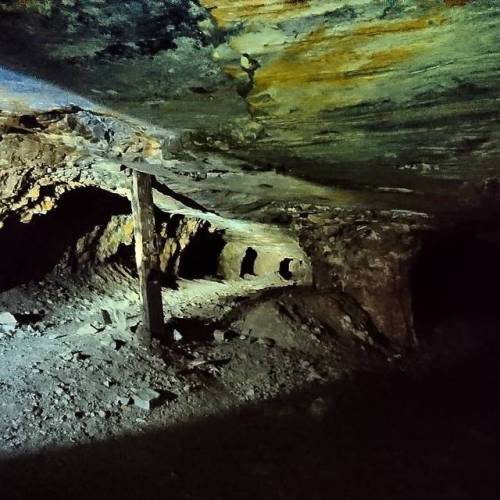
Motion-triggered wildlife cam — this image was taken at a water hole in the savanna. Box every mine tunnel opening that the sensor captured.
[240,247,258,278]
[0,187,132,291]
[279,258,293,280]
[177,227,226,280]
[411,224,500,352]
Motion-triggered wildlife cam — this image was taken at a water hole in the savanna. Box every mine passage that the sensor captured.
[1,2,500,499]
[0,187,131,291]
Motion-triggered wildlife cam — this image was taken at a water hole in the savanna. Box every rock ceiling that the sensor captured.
[0,0,499,196]
[205,0,500,188]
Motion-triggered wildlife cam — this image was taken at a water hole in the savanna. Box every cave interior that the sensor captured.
[0,1,499,499]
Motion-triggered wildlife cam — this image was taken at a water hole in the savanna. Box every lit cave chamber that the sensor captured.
[0,1,499,499]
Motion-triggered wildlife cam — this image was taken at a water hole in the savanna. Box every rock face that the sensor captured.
[291,200,500,348]
[0,106,310,290]
[0,0,246,133]
[0,2,499,349]
[294,208,435,347]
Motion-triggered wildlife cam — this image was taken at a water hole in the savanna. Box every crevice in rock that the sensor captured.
[278,258,293,280]
[177,226,226,280]
[158,214,227,281]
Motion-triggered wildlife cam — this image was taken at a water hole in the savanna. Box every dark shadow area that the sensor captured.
[166,317,218,343]
[412,224,500,342]
[177,228,226,280]
[0,188,131,291]
[240,247,258,278]
[111,242,137,276]
[278,258,293,280]
[0,359,499,500]
[13,312,45,325]
[152,180,211,215]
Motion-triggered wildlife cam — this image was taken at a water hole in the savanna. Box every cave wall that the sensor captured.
[0,106,310,289]
[0,2,499,348]
[293,208,432,347]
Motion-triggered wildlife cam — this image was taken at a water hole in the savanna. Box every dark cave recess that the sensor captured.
[0,186,231,292]
[0,187,131,291]
[411,223,500,353]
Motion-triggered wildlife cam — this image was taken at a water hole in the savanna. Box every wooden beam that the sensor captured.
[130,170,165,342]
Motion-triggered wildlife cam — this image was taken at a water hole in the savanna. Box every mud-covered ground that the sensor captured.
[0,267,498,499]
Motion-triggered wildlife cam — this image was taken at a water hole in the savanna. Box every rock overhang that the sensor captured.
[0,1,498,195]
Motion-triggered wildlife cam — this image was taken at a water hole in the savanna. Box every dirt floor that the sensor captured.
[0,265,375,452]
[0,266,499,499]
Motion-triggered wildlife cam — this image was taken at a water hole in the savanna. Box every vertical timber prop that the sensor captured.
[130,170,166,342]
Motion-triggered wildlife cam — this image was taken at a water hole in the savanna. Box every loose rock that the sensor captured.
[213,329,225,343]
[0,312,17,334]
[132,388,161,411]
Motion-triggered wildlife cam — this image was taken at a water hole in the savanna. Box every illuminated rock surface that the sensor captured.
[1,1,498,191]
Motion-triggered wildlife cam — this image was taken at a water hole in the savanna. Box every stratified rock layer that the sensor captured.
[0,0,246,133]
[204,0,500,188]
[1,1,499,192]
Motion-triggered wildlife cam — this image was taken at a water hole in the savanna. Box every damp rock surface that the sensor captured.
[198,0,500,189]
[0,2,499,195]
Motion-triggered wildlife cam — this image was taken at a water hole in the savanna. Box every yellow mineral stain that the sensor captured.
[124,219,135,238]
[350,14,445,38]
[223,64,247,80]
[27,185,40,200]
[142,137,162,159]
[249,12,444,115]
[201,0,310,27]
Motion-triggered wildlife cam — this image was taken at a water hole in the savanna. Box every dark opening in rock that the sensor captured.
[240,247,258,278]
[279,258,293,280]
[14,312,45,325]
[411,224,500,343]
[177,227,226,280]
[0,187,131,291]
[19,114,43,129]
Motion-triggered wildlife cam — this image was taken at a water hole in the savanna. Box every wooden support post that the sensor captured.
[130,170,165,342]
